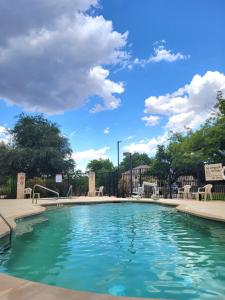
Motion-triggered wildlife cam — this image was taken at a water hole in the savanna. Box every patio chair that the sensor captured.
[193,184,213,201]
[95,186,104,196]
[178,185,191,199]
[24,187,32,199]
[137,182,159,199]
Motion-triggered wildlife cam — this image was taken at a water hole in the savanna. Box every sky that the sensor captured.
[0,0,225,171]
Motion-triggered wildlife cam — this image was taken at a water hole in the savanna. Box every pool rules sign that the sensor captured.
[205,163,225,181]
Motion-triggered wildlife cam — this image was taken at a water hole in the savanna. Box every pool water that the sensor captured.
[1,203,225,299]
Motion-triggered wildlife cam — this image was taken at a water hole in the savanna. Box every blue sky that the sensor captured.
[0,0,225,170]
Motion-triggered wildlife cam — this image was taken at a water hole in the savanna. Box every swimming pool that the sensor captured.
[0,203,225,299]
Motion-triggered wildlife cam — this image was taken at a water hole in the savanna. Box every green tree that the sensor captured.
[150,145,171,180]
[120,152,152,172]
[87,158,115,189]
[215,90,225,116]
[9,114,75,177]
[87,158,115,173]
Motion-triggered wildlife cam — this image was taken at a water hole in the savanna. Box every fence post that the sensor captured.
[17,173,26,199]
[88,172,96,197]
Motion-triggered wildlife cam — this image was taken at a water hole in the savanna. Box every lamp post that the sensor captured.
[123,152,132,197]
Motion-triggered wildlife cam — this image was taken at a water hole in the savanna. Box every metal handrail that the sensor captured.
[0,213,13,248]
[32,184,59,203]
[67,185,73,198]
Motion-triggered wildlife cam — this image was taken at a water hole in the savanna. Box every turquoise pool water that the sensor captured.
[1,203,225,299]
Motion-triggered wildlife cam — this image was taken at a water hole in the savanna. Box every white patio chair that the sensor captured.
[197,184,213,201]
[24,188,32,199]
[95,186,104,196]
[137,182,159,199]
[178,185,191,199]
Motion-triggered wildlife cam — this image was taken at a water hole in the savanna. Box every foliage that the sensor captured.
[71,170,88,196]
[120,152,152,172]
[87,158,115,173]
[87,158,115,188]
[215,90,225,116]
[150,145,171,180]
[0,114,75,178]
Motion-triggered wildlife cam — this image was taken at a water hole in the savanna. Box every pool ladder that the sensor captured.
[0,213,13,249]
[32,184,59,204]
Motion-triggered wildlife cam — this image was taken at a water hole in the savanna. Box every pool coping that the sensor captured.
[0,273,157,300]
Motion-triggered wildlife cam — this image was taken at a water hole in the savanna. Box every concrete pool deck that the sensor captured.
[1,196,225,299]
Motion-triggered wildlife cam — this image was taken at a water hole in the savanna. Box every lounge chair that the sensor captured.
[95,186,104,196]
[178,185,191,199]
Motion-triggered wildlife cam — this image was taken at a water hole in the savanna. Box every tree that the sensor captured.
[9,114,75,177]
[87,158,115,188]
[150,145,171,180]
[120,152,152,172]
[215,90,225,116]
[87,158,115,173]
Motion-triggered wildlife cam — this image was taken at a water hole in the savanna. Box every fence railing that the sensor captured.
[117,168,225,200]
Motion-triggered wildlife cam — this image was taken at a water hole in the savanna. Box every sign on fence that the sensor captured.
[205,163,225,181]
[55,174,62,183]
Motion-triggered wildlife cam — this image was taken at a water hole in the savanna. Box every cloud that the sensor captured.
[72,146,110,170]
[143,71,225,132]
[104,127,110,134]
[128,40,189,69]
[70,131,76,138]
[142,115,160,126]
[149,42,190,63]
[123,132,169,156]
[0,0,127,114]
[125,135,134,140]
[0,125,11,143]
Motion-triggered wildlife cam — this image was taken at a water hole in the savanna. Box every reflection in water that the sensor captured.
[0,203,225,299]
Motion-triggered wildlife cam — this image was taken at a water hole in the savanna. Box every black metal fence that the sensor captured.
[98,168,225,200]
[0,177,16,199]
[1,168,225,200]
[0,173,89,199]
[26,174,89,197]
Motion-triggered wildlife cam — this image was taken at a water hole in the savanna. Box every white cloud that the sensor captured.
[0,125,11,144]
[125,135,134,140]
[123,132,169,156]
[104,127,110,134]
[0,0,127,114]
[144,71,225,132]
[72,146,110,171]
[128,40,189,69]
[70,131,76,138]
[142,115,160,126]
[149,43,190,63]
